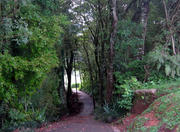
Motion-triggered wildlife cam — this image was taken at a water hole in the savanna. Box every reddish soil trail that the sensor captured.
[37,90,115,132]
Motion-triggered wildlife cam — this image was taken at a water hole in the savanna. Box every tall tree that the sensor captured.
[63,31,75,109]
[141,0,151,55]
[81,32,96,109]
[106,0,118,103]
[162,0,180,55]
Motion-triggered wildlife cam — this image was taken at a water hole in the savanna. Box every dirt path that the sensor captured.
[37,90,117,132]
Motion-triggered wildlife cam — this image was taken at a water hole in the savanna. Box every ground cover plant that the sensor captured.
[128,91,180,132]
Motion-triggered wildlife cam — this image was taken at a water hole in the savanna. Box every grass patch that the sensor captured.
[127,91,180,132]
[140,78,180,96]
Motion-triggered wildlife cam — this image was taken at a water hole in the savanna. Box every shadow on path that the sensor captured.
[37,90,116,132]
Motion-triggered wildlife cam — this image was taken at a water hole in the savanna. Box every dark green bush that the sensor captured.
[71,83,80,89]
[0,1,67,130]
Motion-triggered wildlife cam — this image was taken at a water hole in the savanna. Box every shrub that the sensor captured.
[0,1,66,130]
[94,103,119,123]
[147,46,180,78]
[32,70,62,120]
[71,83,80,89]
[114,73,142,110]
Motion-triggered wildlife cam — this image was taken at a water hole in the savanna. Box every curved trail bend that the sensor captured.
[37,90,118,132]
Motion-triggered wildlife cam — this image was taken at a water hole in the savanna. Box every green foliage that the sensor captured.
[32,71,62,121]
[115,20,143,71]
[126,60,146,82]
[0,52,58,101]
[79,71,92,94]
[79,77,91,94]
[115,75,139,110]
[114,20,145,82]
[147,46,180,78]
[94,103,119,123]
[140,78,180,97]
[94,74,142,122]
[1,0,180,130]
[33,0,69,15]
[71,83,80,89]
[147,70,169,82]
[0,0,68,130]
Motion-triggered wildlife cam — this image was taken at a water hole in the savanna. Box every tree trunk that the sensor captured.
[94,42,104,106]
[67,69,72,96]
[131,0,151,57]
[82,41,96,109]
[106,0,118,103]
[0,2,5,54]
[66,69,72,109]
[57,49,66,105]
[0,2,2,54]
[141,0,151,55]
[163,0,176,55]
[65,51,74,109]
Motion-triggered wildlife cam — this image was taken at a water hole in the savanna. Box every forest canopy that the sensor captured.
[0,0,180,131]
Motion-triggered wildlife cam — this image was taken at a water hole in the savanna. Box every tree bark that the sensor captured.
[163,0,176,55]
[94,37,104,105]
[56,49,66,106]
[131,0,151,57]
[97,1,106,106]
[141,0,151,55]
[65,50,74,109]
[0,2,2,54]
[82,39,96,109]
[106,0,118,103]
[123,0,138,18]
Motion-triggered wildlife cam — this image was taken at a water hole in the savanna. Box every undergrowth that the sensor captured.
[128,91,180,132]
[140,78,180,96]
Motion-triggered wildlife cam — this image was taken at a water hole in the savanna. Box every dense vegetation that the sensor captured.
[0,0,179,131]
[0,0,69,131]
